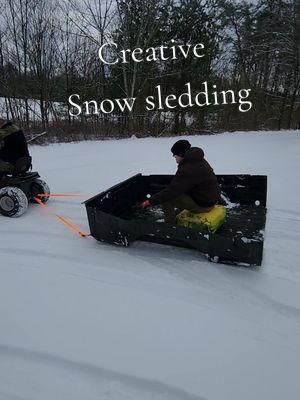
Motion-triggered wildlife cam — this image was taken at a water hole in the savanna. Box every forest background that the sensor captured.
[0,0,299,143]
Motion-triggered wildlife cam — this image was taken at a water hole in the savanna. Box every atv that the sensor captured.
[0,156,50,217]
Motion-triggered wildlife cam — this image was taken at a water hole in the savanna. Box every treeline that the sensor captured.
[0,0,299,141]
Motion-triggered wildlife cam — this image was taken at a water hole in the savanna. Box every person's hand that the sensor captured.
[139,200,150,209]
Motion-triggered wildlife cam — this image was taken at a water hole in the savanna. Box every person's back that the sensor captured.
[176,146,220,207]
[0,119,30,169]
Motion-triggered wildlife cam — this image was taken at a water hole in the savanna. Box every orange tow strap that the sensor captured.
[34,196,89,238]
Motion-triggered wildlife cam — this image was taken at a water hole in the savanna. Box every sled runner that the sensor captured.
[84,174,267,266]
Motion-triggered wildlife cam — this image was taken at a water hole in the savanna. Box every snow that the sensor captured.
[1,130,300,400]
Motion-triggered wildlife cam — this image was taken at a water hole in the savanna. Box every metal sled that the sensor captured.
[84,174,267,266]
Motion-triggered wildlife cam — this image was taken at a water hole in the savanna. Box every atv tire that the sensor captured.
[31,178,50,203]
[0,187,29,217]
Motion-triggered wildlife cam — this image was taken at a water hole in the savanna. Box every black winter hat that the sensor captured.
[171,140,191,157]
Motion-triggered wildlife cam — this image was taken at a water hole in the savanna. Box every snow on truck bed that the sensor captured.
[1,130,300,400]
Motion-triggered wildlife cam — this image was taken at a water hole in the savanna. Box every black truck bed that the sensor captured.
[84,174,267,266]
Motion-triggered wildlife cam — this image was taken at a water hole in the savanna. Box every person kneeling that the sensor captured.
[140,140,220,224]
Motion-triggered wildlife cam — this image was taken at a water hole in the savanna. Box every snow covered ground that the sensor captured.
[1,130,300,400]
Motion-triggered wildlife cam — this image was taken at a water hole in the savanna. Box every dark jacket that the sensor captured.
[149,147,220,207]
[0,122,30,165]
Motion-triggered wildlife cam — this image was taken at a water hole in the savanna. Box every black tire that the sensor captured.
[0,187,29,217]
[31,178,50,203]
